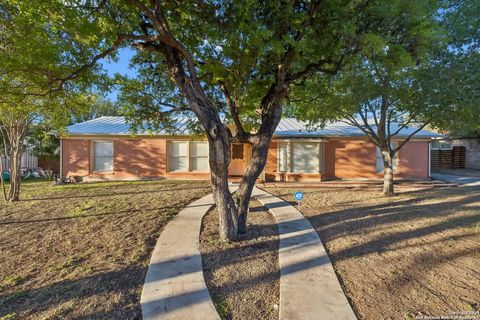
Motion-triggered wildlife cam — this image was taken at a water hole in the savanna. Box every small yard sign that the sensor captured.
[294,191,304,208]
[294,191,304,202]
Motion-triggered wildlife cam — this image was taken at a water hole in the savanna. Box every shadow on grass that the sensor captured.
[2,186,478,319]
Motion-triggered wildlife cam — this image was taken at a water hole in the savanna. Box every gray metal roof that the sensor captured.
[66,116,441,139]
[274,118,441,138]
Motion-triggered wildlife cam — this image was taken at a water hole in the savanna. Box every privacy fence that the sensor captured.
[431,146,466,169]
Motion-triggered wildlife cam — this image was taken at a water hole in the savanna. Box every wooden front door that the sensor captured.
[229,143,245,176]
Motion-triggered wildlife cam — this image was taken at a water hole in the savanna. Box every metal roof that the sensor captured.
[66,116,441,139]
[66,116,193,135]
[274,118,441,138]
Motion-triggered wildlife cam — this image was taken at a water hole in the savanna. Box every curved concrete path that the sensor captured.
[142,186,356,320]
[141,193,220,320]
[253,187,357,320]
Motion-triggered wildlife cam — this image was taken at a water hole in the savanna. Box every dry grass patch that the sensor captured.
[200,200,280,320]
[0,180,210,320]
[265,186,480,320]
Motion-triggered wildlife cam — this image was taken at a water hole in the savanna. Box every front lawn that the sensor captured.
[265,185,480,320]
[0,180,210,320]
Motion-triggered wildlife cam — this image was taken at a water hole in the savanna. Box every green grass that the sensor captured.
[213,297,230,319]
[1,275,23,288]
[0,312,18,320]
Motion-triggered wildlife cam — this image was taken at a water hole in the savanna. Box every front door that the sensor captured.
[229,144,245,176]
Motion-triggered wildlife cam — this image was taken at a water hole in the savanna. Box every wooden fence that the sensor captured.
[431,146,466,169]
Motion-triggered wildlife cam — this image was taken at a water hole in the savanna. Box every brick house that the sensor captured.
[61,116,439,182]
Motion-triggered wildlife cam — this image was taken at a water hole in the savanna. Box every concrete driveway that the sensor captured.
[431,170,480,186]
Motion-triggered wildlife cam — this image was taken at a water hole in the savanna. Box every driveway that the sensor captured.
[431,170,480,186]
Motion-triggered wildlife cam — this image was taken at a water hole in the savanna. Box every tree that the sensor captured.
[0,92,90,201]
[0,2,101,201]
[27,124,60,180]
[2,0,449,239]
[292,1,479,196]
[0,101,32,201]
[433,0,480,137]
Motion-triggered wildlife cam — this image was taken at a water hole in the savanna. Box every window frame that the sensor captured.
[167,140,209,173]
[277,140,324,174]
[189,141,210,172]
[91,140,114,173]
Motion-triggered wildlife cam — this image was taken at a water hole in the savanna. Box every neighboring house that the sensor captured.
[61,116,440,182]
[449,137,480,170]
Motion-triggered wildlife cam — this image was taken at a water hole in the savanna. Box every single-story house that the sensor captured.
[61,116,440,182]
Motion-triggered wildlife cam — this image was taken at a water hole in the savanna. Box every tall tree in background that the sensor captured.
[28,124,60,180]
[293,1,479,196]
[432,0,480,137]
[2,0,449,239]
[0,2,102,201]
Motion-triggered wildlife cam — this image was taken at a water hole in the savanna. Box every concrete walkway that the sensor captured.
[142,186,356,320]
[141,193,220,320]
[253,187,357,320]
[431,173,480,186]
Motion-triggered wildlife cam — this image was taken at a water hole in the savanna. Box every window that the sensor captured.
[376,143,399,173]
[278,142,288,172]
[232,144,244,159]
[93,141,113,172]
[168,141,209,172]
[168,141,188,172]
[277,141,323,173]
[292,142,319,173]
[190,141,209,171]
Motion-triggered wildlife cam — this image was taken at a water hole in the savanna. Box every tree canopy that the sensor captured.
[1,0,477,235]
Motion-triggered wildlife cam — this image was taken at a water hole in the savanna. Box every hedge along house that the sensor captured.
[61,116,440,182]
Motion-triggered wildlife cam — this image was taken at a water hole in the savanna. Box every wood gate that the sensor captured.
[431,146,466,169]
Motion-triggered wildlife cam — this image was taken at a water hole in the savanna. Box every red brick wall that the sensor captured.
[114,139,165,177]
[62,139,90,177]
[62,138,169,179]
[324,139,377,179]
[263,139,429,181]
[62,137,430,181]
[397,141,429,179]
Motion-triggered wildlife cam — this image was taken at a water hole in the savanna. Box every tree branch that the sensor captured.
[218,80,248,139]
[393,122,430,154]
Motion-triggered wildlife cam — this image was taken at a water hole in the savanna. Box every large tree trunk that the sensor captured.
[7,141,22,202]
[236,104,283,233]
[208,125,239,241]
[235,136,271,233]
[0,155,7,201]
[382,150,395,196]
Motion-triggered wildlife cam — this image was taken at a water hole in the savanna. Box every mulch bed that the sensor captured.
[264,185,480,320]
[0,180,210,320]
[200,200,280,320]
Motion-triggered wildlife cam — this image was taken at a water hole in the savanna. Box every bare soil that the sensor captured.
[200,200,280,320]
[264,185,480,320]
[0,180,210,320]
